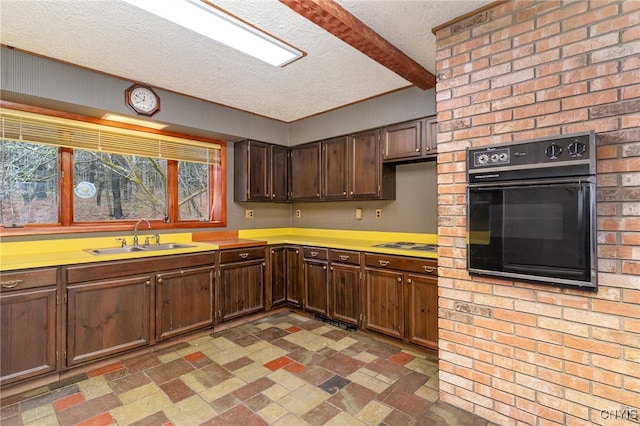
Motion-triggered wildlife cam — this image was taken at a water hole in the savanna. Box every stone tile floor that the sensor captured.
[1,311,493,425]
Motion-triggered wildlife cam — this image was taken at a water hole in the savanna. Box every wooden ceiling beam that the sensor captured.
[279,0,435,90]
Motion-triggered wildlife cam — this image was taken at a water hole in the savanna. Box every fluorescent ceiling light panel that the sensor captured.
[102,113,168,130]
[123,0,303,67]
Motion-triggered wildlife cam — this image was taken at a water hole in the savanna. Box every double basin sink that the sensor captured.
[85,243,195,256]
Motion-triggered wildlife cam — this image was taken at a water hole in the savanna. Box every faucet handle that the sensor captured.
[154,233,160,245]
[116,237,127,247]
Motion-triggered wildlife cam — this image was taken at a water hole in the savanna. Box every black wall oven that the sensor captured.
[467,132,597,290]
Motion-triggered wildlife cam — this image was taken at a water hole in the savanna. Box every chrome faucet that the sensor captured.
[133,218,151,246]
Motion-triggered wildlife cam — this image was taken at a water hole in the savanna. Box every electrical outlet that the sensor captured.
[245,209,254,219]
[375,209,382,219]
[295,209,301,218]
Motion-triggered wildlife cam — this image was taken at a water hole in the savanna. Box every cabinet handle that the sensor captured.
[331,267,334,271]
[157,278,163,284]
[426,147,431,152]
[378,260,390,267]
[272,193,276,198]
[422,265,435,273]
[239,253,249,259]
[317,193,320,197]
[407,278,412,284]
[310,251,319,257]
[350,191,354,195]
[415,148,420,152]
[146,280,151,286]
[1,279,23,288]
[323,265,327,270]
[339,255,349,261]
[397,277,402,282]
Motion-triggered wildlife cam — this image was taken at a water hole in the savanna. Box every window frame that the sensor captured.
[1,101,226,236]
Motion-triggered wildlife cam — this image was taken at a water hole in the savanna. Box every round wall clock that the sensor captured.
[125,84,160,116]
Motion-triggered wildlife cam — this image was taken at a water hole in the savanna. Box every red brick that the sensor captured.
[536,28,587,53]
[592,40,640,63]
[87,362,125,378]
[565,335,621,357]
[54,393,85,412]
[565,362,622,387]
[561,89,618,110]
[590,7,639,36]
[536,109,588,127]
[75,412,115,426]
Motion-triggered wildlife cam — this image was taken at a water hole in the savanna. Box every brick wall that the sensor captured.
[435,1,639,425]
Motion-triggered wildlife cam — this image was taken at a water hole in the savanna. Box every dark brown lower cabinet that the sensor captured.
[156,266,215,341]
[66,275,151,366]
[1,284,58,386]
[218,247,265,322]
[364,268,404,339]
[303,247,329,316]
[330,249,362,326]
[269,246,301,309]
[407,273,438,350]
[364,253,438,348]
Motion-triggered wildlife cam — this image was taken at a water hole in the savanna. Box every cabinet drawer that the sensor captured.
[365,253,437,275]
[219,247,265,264]
[0,267,58,292]
[330,249,360,265]
[303,247,328,260]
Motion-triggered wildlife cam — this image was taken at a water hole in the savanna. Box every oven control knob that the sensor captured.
[545,143,562,159]
[477,153,489,165]
[568,141,586,156]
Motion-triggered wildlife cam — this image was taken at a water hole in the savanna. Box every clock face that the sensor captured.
[126,85,160,116]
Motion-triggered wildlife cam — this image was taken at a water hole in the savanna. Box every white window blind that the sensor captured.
[0,109,221,165]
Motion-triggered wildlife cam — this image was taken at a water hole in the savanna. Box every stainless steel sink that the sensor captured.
[141,243,195,251]
[85,243,195,255]
[84,246,148,255]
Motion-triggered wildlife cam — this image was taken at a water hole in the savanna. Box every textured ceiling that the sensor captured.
[0,0,490,122]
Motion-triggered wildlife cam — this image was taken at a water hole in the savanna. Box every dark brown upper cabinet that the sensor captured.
[289,142,322,201]
[322,136,349,200]
[382,116,437,163]
[350,129,395,199]
[234,140,288,202]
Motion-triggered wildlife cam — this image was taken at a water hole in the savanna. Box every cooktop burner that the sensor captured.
[373,242,438,251]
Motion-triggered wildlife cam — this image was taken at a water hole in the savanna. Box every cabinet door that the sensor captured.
[290,143,322,200]
[304,260,329,316]
[247,141,270,200]
[331,263,360,326]
[270,246,287,307]
[383,119,422,161]
[323,137,349,200]
[219,260,264,321]
[156,266,215,341]
[350,130,380,198]
[423,116,438,157]
[1,288,57,385]
[364,268,404,339]
[286,247,302,307]
[271,145,289,201]
[67,276,151,366]
[407,273,438,349]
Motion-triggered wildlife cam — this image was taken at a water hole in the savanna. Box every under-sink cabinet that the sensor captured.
[0,267,60,386]
[156,265,215,341]
[217,247,266,322]
[64,252,215,367]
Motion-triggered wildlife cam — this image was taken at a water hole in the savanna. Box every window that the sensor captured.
[0,105,226,233]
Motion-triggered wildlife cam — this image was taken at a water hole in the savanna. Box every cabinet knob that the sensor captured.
[426,147,431,152]
[157,278,163,284]
[350,191,354,195]
[323,265,327,270]
[378,260,390,267]
[330,267,334,271]
[343,192,347,196]
[407,278,412,284]
[146,280,151,286]
[1,279,23,288]
[397,277,402,282]
[415,148,420,152]
[272,193,276,198]
[317,193,320,197]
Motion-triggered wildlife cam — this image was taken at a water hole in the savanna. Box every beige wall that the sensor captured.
[435,1,639,424]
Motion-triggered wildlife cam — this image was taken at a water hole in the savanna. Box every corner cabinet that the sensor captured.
[217,247,266,322]
[269,245,302,310]
[383,116,437,163]
[1,267,59,386]
[234,140,288,202]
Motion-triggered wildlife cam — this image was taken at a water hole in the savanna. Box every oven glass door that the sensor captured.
[468,180,595,287]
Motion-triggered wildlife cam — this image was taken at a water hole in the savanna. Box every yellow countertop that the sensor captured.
[239,228,438,259]
[0,228,437,271]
